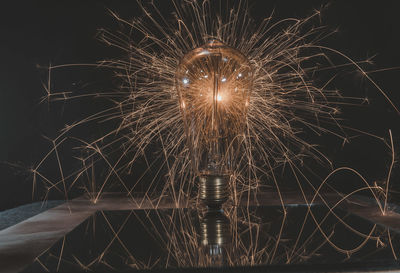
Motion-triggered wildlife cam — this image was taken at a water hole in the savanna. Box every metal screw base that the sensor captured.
[199,175,230,208]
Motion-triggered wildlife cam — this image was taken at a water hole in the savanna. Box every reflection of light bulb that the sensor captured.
[199,209,231,266]
[176,40,253,207]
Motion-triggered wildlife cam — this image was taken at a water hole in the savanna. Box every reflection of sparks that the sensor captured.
[31,0,398,221]
[30,203,400,271]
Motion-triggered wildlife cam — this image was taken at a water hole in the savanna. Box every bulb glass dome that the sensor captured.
[176,40,253,204]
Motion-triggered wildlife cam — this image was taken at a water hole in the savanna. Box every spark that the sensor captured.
[30,0,398,225]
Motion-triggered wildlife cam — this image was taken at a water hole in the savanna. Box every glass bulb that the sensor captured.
[176,40,253,206]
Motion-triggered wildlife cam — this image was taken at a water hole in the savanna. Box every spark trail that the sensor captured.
[33,0,398,214]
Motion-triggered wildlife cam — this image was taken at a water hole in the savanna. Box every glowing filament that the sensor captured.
[175,40,253,178]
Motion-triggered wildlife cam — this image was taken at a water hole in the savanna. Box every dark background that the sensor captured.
[0,0,399,211]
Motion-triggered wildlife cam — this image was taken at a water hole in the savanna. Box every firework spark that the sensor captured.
[32,0,398,215]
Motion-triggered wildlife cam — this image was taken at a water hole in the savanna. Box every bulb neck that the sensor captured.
[198,174,230,208]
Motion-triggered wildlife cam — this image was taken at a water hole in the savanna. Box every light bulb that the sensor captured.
[176,40,253,207]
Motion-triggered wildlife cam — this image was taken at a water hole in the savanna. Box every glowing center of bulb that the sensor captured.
[175,39,253,183]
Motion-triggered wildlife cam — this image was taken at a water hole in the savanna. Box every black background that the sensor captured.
[0,0,400,211]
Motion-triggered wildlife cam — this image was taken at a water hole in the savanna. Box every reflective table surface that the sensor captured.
[22,205,400,272]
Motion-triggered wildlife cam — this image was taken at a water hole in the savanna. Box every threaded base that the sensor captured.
[199,175,230,208]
